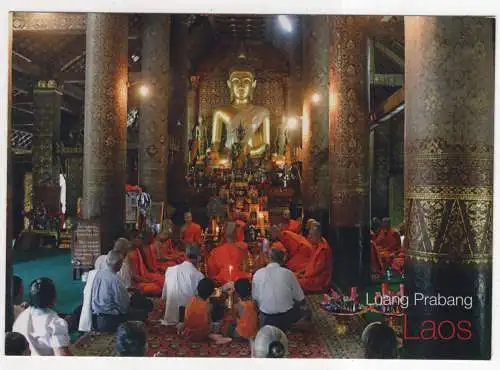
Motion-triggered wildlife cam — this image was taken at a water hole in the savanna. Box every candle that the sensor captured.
[229,265,233,281]
[350,286,357,300]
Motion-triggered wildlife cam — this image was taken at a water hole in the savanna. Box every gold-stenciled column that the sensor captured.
[329,16,371,289]
[139,14,170,202]
[405,17,493,359]
[83,14,128,253]
[186,75,200,163]
[301,15,330,233]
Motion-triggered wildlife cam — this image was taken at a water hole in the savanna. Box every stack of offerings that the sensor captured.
[320,287,364,314]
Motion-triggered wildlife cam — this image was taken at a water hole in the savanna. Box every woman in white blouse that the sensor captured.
[13,277,72,356]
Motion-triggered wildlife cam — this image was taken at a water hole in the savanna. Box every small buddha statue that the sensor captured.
[209,54,271,164]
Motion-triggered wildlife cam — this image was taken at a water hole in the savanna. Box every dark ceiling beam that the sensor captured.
[373,86,404,123]
[374,41,404,69]
[12,51,41,76]
[59,83,84,100]
[373,73,404,87]
[56,71,142,84]
[366,16,404,42]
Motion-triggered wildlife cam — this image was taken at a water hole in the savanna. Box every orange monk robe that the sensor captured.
[207,242,251,285]
[281,219,302,234]
[144,243,177,273]
[370,240,384,275]
[281,231,313,273]
[374,228,402,264]
[391,248,405,273]
[181,222,202,244]
[128,249,164,296]
[183,296,211,341]
[157,239,184,263]
[234,300,258,339]
[297,239,333,293]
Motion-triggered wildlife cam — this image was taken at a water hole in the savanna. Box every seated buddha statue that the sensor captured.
[209,56,271,165]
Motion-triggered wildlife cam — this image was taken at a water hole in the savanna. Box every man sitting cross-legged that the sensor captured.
[252,248,311,332]
[91,251,152,333]
[161,244,204,328]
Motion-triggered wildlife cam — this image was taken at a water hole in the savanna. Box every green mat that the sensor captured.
[13,249,84,314]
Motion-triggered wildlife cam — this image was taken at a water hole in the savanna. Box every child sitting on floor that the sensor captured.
[226,278,258,341]
[183,278,232,345]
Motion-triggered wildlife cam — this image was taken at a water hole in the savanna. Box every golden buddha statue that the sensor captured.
[210,56,271,163]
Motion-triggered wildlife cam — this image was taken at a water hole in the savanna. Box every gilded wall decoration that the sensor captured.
[139,15,170,202]
[404,17,494,264]
[13,12,87,32]
[329,16,370,227]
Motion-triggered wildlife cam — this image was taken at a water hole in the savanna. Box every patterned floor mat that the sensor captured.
[72,295,365,358]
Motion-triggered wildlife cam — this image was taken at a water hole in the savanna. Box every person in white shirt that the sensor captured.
[13,277,72,356]
[13,276,28,320]
[94,238,132,289]
[252,248,311,331]
[162,244,204,327]
[78,253,108,332]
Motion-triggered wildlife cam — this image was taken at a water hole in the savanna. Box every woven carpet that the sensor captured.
[72,295,365,358]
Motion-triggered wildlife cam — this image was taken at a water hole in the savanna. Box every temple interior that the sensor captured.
[3,13,494,359]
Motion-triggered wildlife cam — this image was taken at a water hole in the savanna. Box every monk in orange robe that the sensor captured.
[180,212,202,245]
[370,240,385,275]
[281,230,313,273]
[297,226,333,293]
[373,218,402,265]
[280,209,302,234]
[304,219,319,240]
[207,222,251,285]
[183,278,232,344]
[156,230,184,263]
[225,278,258,340]
[127,239,164,296]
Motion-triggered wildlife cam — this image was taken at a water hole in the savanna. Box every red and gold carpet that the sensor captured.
[71,295,365,358]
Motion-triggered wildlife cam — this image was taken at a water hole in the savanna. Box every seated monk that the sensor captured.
[128,239,164,296]
[143,236,178,274]
[207,222,251,285]
[183,278,232,344]
[373,218,402,264]
[157,229,185,263]
[281,230,313,273]
[296,225,333,293]
[181,211,202,245]
[280,209,302,234]
[305,219,320,240]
